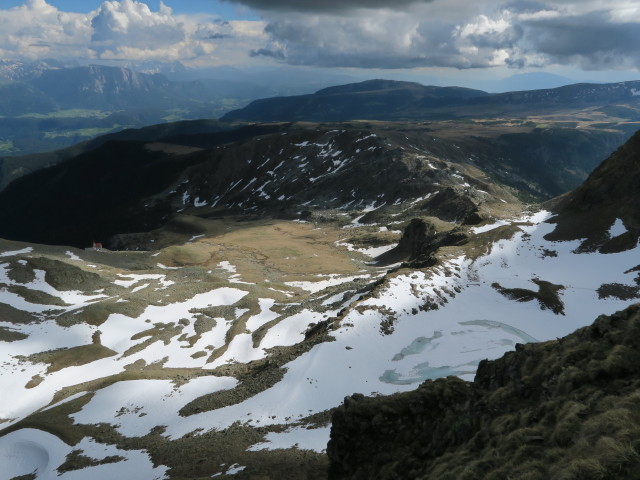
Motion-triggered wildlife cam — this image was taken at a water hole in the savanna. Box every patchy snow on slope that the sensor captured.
[217,261,236,273]
[157,263,179,270]
[209,333,267,367]
[335,239,396,258]
[3,205,639,472]
[164,210,640,445]
[72,376,238,437]
[0,287,250,427]
[100,288,249,357]
[0,428,167,480]
[0,263,108,310]
[0,285,61,314]
[285,274,370,294]
[114,273,167,288]
[471,219,511,233]
[212,464,246,476]
[258,309,327,350]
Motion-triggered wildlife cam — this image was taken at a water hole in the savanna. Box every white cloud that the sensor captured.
[0,0,93,61]
[457,13,512,38]
[90,0,185,52]
[0,0,267,67]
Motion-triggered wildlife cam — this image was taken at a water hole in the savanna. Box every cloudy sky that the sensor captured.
[2,0,640,89]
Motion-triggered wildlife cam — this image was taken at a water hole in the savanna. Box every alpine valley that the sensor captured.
[0,79,639,480]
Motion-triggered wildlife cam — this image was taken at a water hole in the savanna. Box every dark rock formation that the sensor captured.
[491,278,566,315]
[420,187,482,225]
[328,303,640,480]
[376,218,467,266]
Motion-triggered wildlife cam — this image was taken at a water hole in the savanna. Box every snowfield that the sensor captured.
[0,210,638,476]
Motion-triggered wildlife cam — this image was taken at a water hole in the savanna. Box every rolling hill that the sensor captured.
[222,78,640,123]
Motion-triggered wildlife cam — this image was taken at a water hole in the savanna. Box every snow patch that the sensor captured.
[248,425,330,453]
[609,218,628,237]
[471,220,510,234]
[66,251,81,261]
[0,247,33,258]
[285,274,369,294]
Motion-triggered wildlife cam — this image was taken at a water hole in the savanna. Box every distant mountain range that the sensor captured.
[0,62,341,156]
[222,78,640,122]
[0,63,269,116]
[0,61,639,157]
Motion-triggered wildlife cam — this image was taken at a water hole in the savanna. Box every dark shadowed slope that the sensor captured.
[0,121,631,249]
[0,119,235,191]
[546,128,640,252]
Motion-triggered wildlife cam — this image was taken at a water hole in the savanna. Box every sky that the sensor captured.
[1,0,640,90]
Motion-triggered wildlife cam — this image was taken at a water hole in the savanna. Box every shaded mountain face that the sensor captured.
[328,303,640,480]
[546,129,640,253]
[0,121,628,249]
[0,123,291,247]
[0,119,236,192]
[222,79,640,122]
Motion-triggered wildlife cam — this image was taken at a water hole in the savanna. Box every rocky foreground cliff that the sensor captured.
[328,303,640,479]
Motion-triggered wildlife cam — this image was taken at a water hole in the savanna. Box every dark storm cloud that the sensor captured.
[502,1,550,14]
[224,0,434,12]
[253,10,513,69]
[250,48,285,59]
[247,3,640,71]
[521,11,640,68]
[196,24,234,41]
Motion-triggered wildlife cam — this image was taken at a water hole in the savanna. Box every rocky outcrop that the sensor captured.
[419,187,482,225]
[328,303,640,480]
[376,218,467,266]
